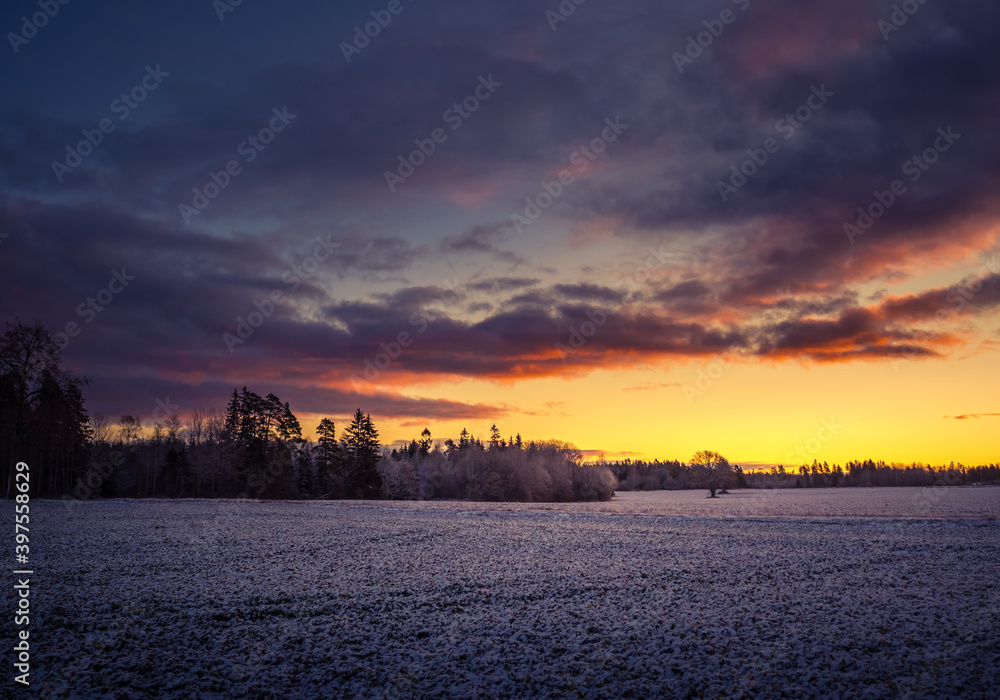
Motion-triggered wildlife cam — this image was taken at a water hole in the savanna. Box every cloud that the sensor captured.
[553,283,626,304]
[654,280,711,303]
[951,412,1000,420]
[466,277,539,293]
[439,223,524,264]
[879,274,1000,322]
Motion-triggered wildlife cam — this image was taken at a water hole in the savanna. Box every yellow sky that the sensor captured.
[309,345,999,466]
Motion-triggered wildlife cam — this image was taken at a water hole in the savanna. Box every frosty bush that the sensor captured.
[379,440,617,502]
[377,456,420,500]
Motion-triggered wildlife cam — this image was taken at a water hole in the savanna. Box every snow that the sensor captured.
[19,488,1000,698]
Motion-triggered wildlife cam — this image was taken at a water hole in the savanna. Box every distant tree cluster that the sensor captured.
[379,424,617,502]
[606,452,747,496]
[744,460,1000,489]
[607,456,999,493]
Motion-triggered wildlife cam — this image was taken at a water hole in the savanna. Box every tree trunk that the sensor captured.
[709,487,717,498]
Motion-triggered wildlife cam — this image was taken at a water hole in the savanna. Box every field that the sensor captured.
[15,488,1000,698]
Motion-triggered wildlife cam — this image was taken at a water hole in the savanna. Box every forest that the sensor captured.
[2,319,997,502]
[606,458,1000,492]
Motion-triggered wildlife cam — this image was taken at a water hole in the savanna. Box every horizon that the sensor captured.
[3,0,999,467]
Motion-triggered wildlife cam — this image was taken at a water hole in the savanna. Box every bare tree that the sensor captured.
[204,407,225,496]
[690,450,734,498]
[165,413,183,446]
[118,415,141,446]
[187,409,206,496]
[90,412,111,448]
[88,412,112,475]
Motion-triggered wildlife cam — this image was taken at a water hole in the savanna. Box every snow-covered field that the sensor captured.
[17,488,1000,698]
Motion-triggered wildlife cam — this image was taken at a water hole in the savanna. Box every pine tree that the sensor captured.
[343,409,382,498]
[277,402,302,443]
[222,389,240,443]
[295,443,315,497]
[418,428,432,456]
[315,418,342,498]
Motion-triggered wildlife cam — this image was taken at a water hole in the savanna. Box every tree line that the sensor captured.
[607,457,999,492]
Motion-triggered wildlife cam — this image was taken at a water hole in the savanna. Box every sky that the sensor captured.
[2,0,999,466]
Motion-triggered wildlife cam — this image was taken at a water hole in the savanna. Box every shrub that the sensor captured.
[379,442,618,502]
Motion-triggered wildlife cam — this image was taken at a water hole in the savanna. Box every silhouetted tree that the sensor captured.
[315,418,343,497]
[690,450,734,498]
[418,428,432,456]
[1,320,90,497]
[343,409,381,498]
[734,464,749,489]
[162,445,192,497]
[295,443,316,497]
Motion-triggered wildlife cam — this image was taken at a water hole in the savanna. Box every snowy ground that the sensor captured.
[13,488,1000,698]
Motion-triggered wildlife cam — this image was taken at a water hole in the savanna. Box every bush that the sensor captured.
[377,456,419,500]
[379,442,617,502]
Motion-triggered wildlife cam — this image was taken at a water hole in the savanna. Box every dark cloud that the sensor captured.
[439,223,524,265]
[654,280,711,303]
[466,277,539,293]
[553,283,626,304]
[879,274,1000,321]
